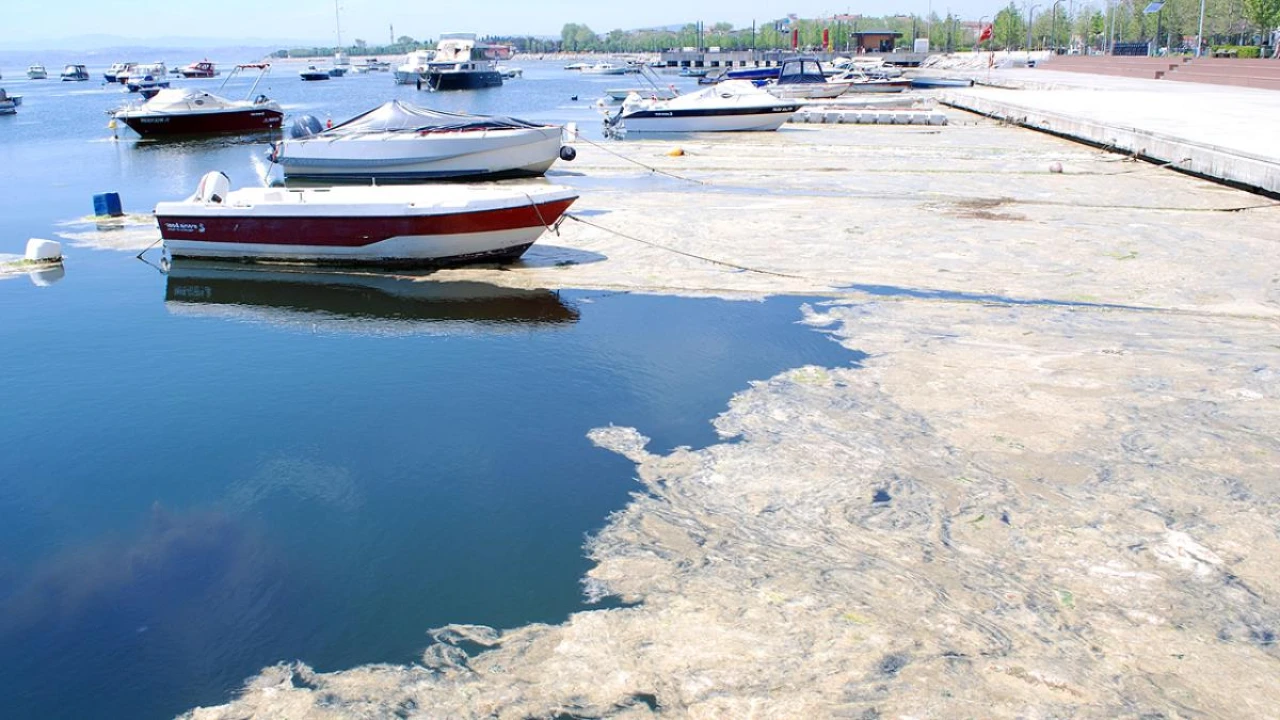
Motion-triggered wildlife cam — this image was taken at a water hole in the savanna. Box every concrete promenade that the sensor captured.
[940,68,1280,194]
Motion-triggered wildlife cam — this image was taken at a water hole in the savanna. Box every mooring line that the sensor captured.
[563,213,811,280]
[571,135,708,185]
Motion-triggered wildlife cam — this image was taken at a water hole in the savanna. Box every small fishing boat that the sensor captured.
[270,100,570,182]
[60,64,90,81]
[27,64,49,80]
[180,60,219,78]
[356,58,392,72]
[155,171,579,267]
[763,57,854,99]
[0,88,20,115]
[606,80,800,134]
[299,65,331,81]
[112,64,282,137]
[497,65,523,79]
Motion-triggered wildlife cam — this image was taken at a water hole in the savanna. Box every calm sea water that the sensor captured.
[0,61,853,719]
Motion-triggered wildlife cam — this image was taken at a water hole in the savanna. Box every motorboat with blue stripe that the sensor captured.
[605,80,799,134]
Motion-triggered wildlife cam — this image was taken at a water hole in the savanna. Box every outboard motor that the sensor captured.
[290,114,324,139]
[194,171,231,204]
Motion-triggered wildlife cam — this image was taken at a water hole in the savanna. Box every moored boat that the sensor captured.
[155,171,579,267]
[60,64,90,81]
[105,61,136,82]
[180,60,219,78]
[909,75,974,88]
[300,65,331,81]
[0,88,20,115]
[606,80,800,134]
[27,64,49,80]
[828,69,912,93]
[112,63,282,137]
[420,33,503,91]
[270,100,570,182]
[394,50,434,84]
[764,57,853,99]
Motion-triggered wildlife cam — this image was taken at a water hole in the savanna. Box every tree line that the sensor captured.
[277,2,1277,59]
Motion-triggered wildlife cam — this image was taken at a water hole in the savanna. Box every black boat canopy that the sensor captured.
[327,100,549,134]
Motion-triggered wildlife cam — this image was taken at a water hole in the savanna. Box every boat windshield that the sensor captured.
[325,100,548,134]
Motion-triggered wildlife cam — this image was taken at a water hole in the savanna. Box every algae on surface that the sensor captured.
[181,116,1280,719]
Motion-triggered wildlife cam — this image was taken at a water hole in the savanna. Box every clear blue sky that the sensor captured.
[11,0,991,45]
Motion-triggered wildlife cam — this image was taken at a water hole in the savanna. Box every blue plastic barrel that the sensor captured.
[93,192,123,217]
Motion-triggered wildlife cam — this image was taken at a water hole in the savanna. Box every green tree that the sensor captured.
[1243,0,1280,43]
[994,3,1026,48]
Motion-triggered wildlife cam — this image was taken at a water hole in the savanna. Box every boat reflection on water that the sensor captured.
[163,260,578,332]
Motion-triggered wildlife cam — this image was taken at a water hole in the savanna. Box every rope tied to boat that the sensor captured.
[523,194,563,237]
[562,213,812,280]
[572,135,707,185]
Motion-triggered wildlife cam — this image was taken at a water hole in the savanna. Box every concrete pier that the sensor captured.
[940,68,1280,194]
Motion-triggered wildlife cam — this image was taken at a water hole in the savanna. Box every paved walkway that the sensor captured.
[941,68,1280,194]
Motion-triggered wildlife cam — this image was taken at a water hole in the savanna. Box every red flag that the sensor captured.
[979,24,993,42]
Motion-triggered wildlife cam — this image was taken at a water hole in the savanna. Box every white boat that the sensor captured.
[123,62,167,90]
[563,61,591,71]
[581,62,628,75]
[606,80,800,134]
[604,86,677,102]
[112,64,282,137]
[827,69,912,93]
[60,64,90,81]
[155,171,579,267]
[270,100,569,182]
[104,61,136,82]
[394,50,434,84]
[764,57,854,99]
[497,65,523,79]
[27,64,48,80]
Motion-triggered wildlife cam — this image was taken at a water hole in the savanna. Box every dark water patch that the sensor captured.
[872,489,892,504]
[0,255,852,719]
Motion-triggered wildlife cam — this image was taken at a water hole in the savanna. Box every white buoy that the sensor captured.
[1049,161,1064,173]
[25,238,62,262]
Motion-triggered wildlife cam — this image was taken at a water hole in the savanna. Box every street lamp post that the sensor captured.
[1195,0,1206,56]
[1050,0,1063,53]
[1027,3,1041,51]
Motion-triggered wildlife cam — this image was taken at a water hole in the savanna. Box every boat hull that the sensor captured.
[766,82,853,99]
[275,128,562,181]
[619,106,799,133]
[426,70,502,91]
[120,107,284,137]
[156,195,576,268]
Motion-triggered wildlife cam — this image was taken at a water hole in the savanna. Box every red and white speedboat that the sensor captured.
[113,63,282,137]
[180,60,219,78]
[155,172,579,267]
